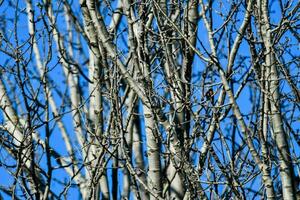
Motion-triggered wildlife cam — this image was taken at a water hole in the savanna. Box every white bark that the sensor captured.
[259,0,296,198]
[26,0,88,197]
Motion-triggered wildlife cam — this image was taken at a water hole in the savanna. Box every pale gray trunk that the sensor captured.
[132,107,149,200]
[258,0,296,198]
[143,105,162,199]
[26,1,86,195]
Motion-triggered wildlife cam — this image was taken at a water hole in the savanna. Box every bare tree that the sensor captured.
[0,0,299,199]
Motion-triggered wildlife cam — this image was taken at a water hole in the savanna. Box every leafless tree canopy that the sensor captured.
[0,0,299,199]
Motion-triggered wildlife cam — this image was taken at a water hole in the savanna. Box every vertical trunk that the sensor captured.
[132,105,149,200]
[26,1,86,195]
[80,1,110,198]
[248,19,275,199]
[166,163,184,199]
[200,0,277,198]
[123,1,162,197]
[143,105,162,199]
[167,2,199,198]
[122,90,136,199]
[88,51,110,200]
[258,0,296,198]
[260,53,276,200]
[269,55,296,199]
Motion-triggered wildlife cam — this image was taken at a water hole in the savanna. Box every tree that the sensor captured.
[0,0,299,199]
